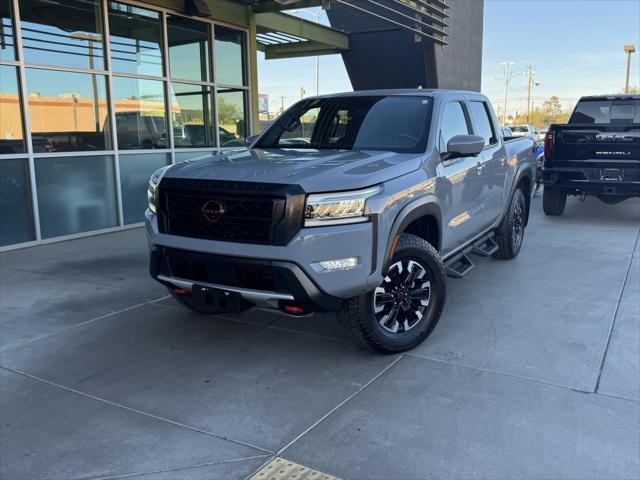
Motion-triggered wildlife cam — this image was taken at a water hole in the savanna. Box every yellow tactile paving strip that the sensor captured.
[249,457,341,480]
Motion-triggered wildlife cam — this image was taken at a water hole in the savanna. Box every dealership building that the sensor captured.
[0,0,482,249]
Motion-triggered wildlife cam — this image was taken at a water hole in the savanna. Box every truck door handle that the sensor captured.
[499,157,505,167]
[476,162,484,175]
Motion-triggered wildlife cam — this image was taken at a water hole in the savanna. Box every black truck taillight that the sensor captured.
[544,131,555,161]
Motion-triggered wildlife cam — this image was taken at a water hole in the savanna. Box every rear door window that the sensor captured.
[469,101,497,145]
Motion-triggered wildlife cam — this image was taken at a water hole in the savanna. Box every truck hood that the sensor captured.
[165,148,424,192]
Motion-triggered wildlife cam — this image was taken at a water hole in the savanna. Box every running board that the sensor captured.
[471,236,498,257]
[445,251,475,278]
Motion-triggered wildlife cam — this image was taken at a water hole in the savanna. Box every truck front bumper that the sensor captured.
[145,210,378,313]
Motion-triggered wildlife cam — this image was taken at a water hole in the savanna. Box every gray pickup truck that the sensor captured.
[146,90,536,353]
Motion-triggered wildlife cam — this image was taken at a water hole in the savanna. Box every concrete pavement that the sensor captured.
[1,194,638,479]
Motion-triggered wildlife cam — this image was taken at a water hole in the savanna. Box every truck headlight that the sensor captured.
[304,186,380,227]
[147,165,171,214]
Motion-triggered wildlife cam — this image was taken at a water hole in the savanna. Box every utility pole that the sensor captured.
[526,65,533,124]
[499,61,516,125]
[624,44,636,93]
[300,87,305,100]
[279,96,286,113]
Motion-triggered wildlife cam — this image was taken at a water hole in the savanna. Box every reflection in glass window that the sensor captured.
[108,1,163,77]
[0,158,35,246]
[26,69,111,152]
[0,1,16,62]
[119,152,169,224]
[35,155,117,238]
[171,83,214,148]
[0,66,26,154]
[215,26,245,86]
[112,77,166,150]
[217,89,247,147]
[167,16,210,82]
[19,0,105,70]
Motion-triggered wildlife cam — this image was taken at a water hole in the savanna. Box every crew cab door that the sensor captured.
[437,100,486,252]
[468,100,507,227]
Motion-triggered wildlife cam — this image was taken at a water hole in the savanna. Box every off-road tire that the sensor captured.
[543,186,566,216]
[336,233,446,354]
[492,188,527,260]
[167,287,219,315]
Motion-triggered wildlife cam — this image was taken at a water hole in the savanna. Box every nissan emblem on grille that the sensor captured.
[201,200,225,223]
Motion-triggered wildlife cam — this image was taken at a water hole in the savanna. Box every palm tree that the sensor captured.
[543,96,562,121]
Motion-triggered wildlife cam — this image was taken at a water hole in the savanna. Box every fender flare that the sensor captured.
[382,198,442,272]
[503,164,534,226]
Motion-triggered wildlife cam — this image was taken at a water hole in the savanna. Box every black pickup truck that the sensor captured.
[542,94,640,215]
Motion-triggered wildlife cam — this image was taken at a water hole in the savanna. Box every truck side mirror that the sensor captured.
[443,135,485,161]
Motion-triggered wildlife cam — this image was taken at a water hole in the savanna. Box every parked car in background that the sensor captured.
[536,127,548,143]
[500,126,514,138]
[507,124,537,138]
[146,90,537,353]
[542,94,640,215]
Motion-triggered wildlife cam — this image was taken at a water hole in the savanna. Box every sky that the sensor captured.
[257,0,640,115]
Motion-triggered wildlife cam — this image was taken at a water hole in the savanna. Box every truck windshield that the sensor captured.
[256,96,433,153]
[569,99,640,125]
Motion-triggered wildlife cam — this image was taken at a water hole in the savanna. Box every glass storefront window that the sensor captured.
[112,77,166,150]
[108,1,163,77]
[35,155,117,238]
[0,158,35,246]
[170,83,214,148]
[0,1,16,62]
[119,152,169,224]
[25,68,111,152]
[167,15,210,82]
[215,26,246,86]
[18,0,105,70]
[0,66,26,154]
[217,88,247,147]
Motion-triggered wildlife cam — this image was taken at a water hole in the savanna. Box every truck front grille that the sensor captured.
[157,178,305,246]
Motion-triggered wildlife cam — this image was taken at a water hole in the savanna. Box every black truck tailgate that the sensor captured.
[552,125,640,165]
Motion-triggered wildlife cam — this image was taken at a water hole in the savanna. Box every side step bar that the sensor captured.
[471,236,499,257]
[445,251,474,278]
[444,233,497,278]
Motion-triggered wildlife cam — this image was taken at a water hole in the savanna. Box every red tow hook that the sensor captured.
[280,303,307,316]
[173,288,189,295]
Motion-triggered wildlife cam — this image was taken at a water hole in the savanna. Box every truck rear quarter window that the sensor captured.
[569,99,640,124]
[469,101,497,146]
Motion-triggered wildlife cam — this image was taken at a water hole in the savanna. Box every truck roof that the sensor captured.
[308,88,485,99]
[578,94,640,101]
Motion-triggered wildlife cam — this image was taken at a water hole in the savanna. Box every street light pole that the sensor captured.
[499,61,516,125]
[624,44,636,94]
[292,9,323,96]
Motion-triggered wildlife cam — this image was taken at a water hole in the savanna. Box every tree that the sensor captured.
[543,96,562,120]
[217,96,241,126]
[622,86,639,94]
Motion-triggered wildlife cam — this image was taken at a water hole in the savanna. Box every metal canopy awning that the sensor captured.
[250,0,449,45]
[253,11,349,59]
